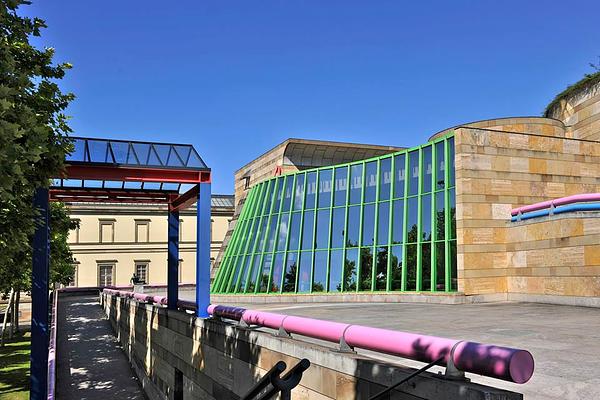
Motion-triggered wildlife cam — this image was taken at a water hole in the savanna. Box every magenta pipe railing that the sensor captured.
[208,305,535,384]
[511,193,600,216]
[47,290,59,400]
[101,291,534,383]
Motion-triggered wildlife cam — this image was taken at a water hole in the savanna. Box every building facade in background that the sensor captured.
[214,78,600,306]
[67,195,234,287]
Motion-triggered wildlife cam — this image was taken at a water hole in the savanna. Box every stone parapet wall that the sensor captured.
[546,82,600,141]
[101,293,522,400]
[455,126,600,297]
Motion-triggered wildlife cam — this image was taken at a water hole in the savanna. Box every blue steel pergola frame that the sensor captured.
[30,137,212,400]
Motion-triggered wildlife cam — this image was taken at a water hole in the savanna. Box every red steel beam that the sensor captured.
[63,165,211,184]
[169,184,199,212]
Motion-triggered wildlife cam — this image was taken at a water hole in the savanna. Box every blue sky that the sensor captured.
[24,1,600,194]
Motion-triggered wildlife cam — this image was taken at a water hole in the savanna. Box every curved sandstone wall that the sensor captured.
[546,81,600,141]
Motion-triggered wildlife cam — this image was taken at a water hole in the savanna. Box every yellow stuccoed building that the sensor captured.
[67,195,234,287]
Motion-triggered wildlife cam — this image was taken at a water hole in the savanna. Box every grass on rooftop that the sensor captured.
[0,331,30,400]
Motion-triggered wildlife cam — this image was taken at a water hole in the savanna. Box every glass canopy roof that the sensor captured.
[66,137,208,170]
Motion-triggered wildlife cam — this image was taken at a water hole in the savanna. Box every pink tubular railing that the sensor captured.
[101,290,535,384]
[47,290,59,400]
[511,193,600,216]
[208,305,535,384]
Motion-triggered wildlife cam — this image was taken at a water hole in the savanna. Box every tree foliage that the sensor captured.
[0,0,75,293]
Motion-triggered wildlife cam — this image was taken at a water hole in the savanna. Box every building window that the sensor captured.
[135,220,150,243]
[68,263,79,287]
[99,219,115,243]
[135,262,149,284]
[98,263,115,287]
[70,219,80,243]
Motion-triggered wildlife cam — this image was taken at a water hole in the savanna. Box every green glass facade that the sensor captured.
[213,133,457,294]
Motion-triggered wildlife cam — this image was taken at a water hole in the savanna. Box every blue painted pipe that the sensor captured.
[511,202,600,222]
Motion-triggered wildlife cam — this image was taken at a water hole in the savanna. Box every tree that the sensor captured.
[0,0,74,296]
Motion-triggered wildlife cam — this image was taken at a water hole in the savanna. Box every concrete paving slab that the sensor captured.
[56,295,145,400]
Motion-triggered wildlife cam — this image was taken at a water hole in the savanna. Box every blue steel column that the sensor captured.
[196,182,211,318]
[31,187,50,400]
[167,208,179,310]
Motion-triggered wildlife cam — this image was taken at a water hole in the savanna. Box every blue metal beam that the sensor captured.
[167,210,179,309]
[31,187,50,399]
[196,182,211,317]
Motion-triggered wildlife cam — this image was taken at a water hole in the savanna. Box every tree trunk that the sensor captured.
[1,289,14,347]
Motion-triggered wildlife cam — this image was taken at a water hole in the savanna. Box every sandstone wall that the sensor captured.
[546,82,600,141]
[455,126,600,299]
[101,293,521,400]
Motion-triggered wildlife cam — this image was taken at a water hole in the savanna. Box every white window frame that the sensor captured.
[135,261,149,284]
[98,263,116,287]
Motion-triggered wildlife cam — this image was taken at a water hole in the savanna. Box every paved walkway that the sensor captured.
[220,300,600,400]
[56,295,145,399]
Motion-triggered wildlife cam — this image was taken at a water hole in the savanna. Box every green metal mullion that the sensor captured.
[341,166,351,291]
[356,161,366,292]
[295,173,309,292]
[324,170,335,292]
[416,148,423,291]
[444,137,452,292]
[309,169,320,293]
[279,174,297,293]
[401,153,409,291]
[371,160,380,291]
[224,186,256,292]
[230,186,259,291]
[266,176,288,293]
[386,156,395,291]
[235,184,262,292]
[430,144,437,292]
[254,179,278,294]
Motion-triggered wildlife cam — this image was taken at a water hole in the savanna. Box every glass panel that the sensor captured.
[421,194,432,241]
[282,252,298,292]
[331,208,346,249]
[346,206,360,247]
[344,248,358,291]
[272,178,285,213]
[281,177,294,212]
[394,154,406,198]
[450,240,457,290]
[364,161,377,203]
[238,256,252,292]
[448,137,455,187]
[435,141,445,190]
[422,242,431,291]
[174,145,192,165]
[288,213,302,251]
[110,142,129,164]
[318,169,333,208]
[392,199,404,244]
[153,144,171,166]
[375,247,388,291]
[390,245,403,290]
[229,257,244,291]
[422,146,432,193]
[435,191,445,240]
[305,172,317,209]
[298,252,312,293]
[131,143,151,165]
[301,210,315,250]
[246,254,262,292]
[359,247,373,291]
[435,241,445,291]
[377,202,390,246]
[270,253,285,292]
[407,197,419,243]
[315,209,330,249]
[379,158,392,201]
[329,250,343,292]
[406,244,417,290]
[88,140,109,163]
[256,217,269,252]
[265,215,278,253]
[334,166,348,206]
[262,181,275,215]
[313,251,327,292]
[277,213,289,251]
[408,151,419,196]
[293,174,305,211]
[349,164,363,204]
[68,138,86,162]
[450,188,456,239]
[186,149,207,168]
[258,254,272,293]
[362,204,375,246]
